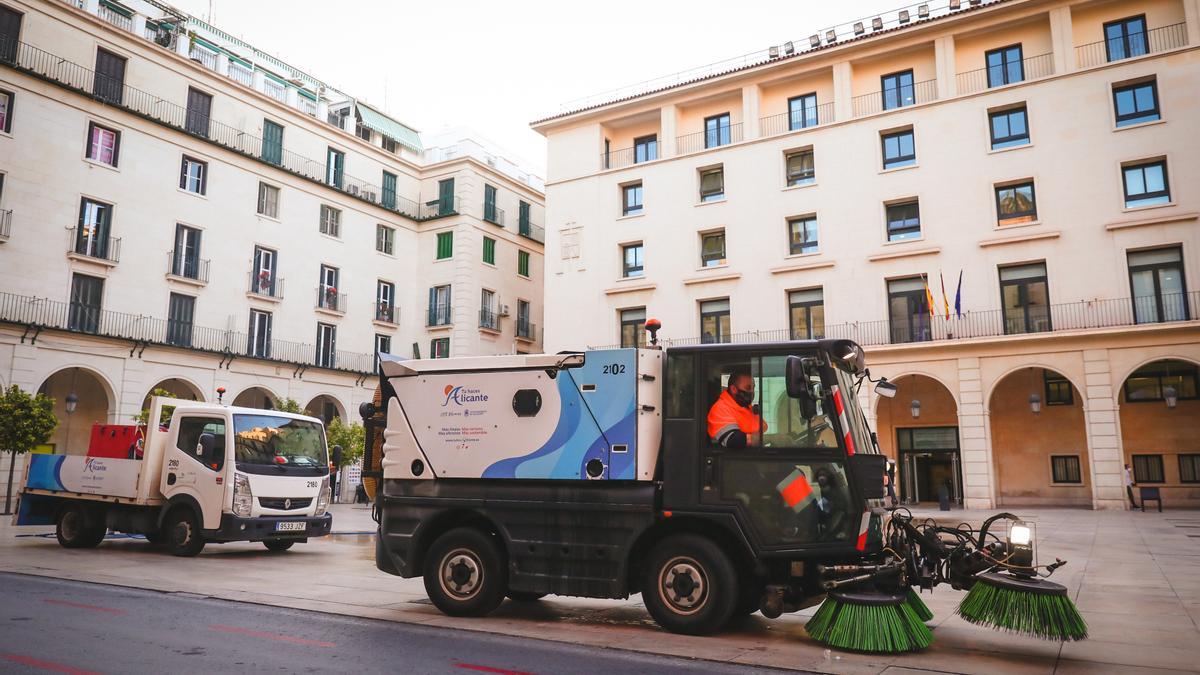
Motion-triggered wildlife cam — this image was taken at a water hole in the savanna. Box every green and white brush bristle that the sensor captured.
[956,572,1088,641]
[905,587,934,622]
[806,590,934,653]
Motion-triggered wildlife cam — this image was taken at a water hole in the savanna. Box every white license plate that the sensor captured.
[275,521,306,532]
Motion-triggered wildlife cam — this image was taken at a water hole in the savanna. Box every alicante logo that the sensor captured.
[83,457,107,474]
[442,384,489,407]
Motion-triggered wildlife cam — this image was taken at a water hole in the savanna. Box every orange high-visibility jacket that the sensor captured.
[707,390,766,447]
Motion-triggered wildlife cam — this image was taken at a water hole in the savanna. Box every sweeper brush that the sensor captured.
[905,587,934,622]
[805,590,933,653]
[957,572,1088,641]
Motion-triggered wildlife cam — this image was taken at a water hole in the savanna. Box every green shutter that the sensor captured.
[483,237,496,265]
[382,172,397,210]
[438,178,455,216]
[437,231,453,260]
[518,250,530,277]
[261,120,283,165]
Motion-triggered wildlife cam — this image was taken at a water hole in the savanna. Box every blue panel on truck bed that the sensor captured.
[483,349,638,480]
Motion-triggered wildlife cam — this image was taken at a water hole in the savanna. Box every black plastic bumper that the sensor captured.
[207,513,333,542]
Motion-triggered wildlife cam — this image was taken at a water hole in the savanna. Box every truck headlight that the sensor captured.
[233,472,253,517]
[315,476,331,516]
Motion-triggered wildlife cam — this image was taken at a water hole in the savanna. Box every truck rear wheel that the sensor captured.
[423,527,507,617]
[641,534,739,635]
[56,504,106,549]
[164,508,205,557]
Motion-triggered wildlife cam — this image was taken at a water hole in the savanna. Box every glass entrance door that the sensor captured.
[897,427,961,504]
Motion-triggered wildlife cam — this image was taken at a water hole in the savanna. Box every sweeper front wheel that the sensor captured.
[641,534,739,635]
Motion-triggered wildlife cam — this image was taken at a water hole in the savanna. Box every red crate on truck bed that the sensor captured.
[87,424,141,459]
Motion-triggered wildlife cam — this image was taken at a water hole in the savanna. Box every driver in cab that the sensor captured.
[707,369,766,448]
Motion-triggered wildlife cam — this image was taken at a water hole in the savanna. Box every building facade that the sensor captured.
[0,0,545,459]
[533,0,1200,509]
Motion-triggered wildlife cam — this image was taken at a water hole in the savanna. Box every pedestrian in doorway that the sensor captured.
[1124,463,1140,510]
[885,459,897,507]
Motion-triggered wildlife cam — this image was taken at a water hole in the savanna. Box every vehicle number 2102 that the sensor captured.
[602,363,626,375]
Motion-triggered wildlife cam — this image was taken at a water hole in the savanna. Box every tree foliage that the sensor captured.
[0,385,59,456]
[325,417,364,468]
[134,388,177,426]
[275,397,303,414]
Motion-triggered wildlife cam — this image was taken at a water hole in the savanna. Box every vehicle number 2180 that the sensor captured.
[602,363,626,375]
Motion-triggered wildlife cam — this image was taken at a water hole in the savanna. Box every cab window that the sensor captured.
[176,417,226,472]
[702,352,836,449]
[720,457,855,544]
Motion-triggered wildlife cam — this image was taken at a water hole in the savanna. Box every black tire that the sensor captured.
[264,540,295,552]
[732,581,764,619]
[423,527,507,617]
[56,504,106,549]
[164,508,205,557]
[641,534,739,635]
[506,591,547,602]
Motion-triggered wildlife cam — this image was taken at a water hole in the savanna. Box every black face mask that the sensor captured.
[731,387,754,407]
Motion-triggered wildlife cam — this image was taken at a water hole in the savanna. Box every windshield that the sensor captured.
[233,414,328,476]
[833,367,877,455]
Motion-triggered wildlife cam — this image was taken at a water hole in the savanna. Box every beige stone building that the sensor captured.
[533,0,1200,509]
[0,0,545,463]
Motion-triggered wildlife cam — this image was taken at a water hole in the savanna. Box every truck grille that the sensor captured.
[258,497,312,510]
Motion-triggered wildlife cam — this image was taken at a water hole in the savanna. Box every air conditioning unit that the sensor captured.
[363,190,377,202]
[349,185,360,196]
[498,304,510,317]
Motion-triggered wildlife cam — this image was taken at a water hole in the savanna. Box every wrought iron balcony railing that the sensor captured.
[759,102,836,137]
[375,301,396,324]
[516,319,536,340]
[427,303,452,327]
[676,123,743,155]
[1075,23,1188,69]
[519,220,545,243]
[601,143,660,171]
[248,271,284,299]
[852,79,938,117]
[955,52,1054,95]
[316,287,346,313]
[484,203,505,226]
[479,308,499,331]
[0,209,13,241]
[166,251,209,282]
[68,228,121,264]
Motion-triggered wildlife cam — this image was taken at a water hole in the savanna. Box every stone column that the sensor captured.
[132,12,147,37]
[1083,349,1127,509]
[252,69,266,93]
[1049,6,1075,74]
[216,52,230,77]
[317,99,330,121]
[286,86,299,108]
[659,104,677,158]
[84,0,100,16]
[957,357,994,509]
[832,61,853,122]
[741,85,760,141]
[1184,0,1200,47]
[117,358,146,425]
[175,33,191,59]
[934,35,956,99]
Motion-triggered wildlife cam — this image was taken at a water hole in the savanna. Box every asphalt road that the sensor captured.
[0,573,785,675]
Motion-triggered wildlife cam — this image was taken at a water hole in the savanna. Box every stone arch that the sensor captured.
[36,366,118,455]
[304,394,346,424]
[1113,355,1200,392]
[143,377,206,405]
[870,369,960,416]
[1117,357,1200,507]
[874,373,961,504]
[232,386,280,410]
[983,361,1087,414]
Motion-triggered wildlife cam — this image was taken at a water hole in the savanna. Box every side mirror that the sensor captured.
[332,445,343,469]
[785,355,806,398]
[197,432,216,457]
[874,379,898,398]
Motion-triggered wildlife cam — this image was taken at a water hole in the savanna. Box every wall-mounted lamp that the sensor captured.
[1029,393,1042,414]
[1164,385,1179,409]
[65,392,78,414]
[910,399,921,419]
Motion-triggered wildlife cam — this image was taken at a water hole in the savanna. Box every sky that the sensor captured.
[171,0,910,176]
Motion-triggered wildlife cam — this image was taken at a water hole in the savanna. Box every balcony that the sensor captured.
[955,52,1054,96]
[519,220,545,244]
[1075,22,1188,69]
[248,271,284,300]
[479,308,499,331]
[484,203,505,226]
[166,252,209,284]
[759,102,836,137]
[188,44,218,71]
[421,196,460,220]
[852,79,937,117]
[427,303,452,327]
[97,3,133,32]
[676,123,743,156]
[0,290,375,373]
[68,228,121,265]
[0,209,11,242]
[228,62,253,87]
[516,319,536,341]
[601,143,660,171]
[316,287,346,314]
[375,301,396,324]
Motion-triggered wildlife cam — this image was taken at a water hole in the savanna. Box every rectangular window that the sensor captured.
[785,149,815,186]
[438,178,455,216]
[1050,455,1082,484]
[881,70,915,110]
[989,106,1029,149]
[0,6,21,65]
[1113,80,1160,127]
[382,171,398,210]
[319,205,341,237]
[1045,371,1073,405]
[374,334,392,373]
[517,300,532,339]
[620,307,646,348]
[1180,455,1200,484]
[623,183,643,216]
[482,236,496,265]
[179,155,207,195]
[789,288,824,340]
[1128,247,1189,323]
[376,224,395,255]
[257,182,279,218]
[0,88,13,133]
[75,198,112,260]
[319,265,340,311]
[483,184,498,223]
[185,87,212,137]
[888,277,930,343]
[704,113,732,148]
[93,48,126,105]
[700,167,724,202]
[519,201,531,229]
[881,129,916,169]
[1132,454,1164,483]
[86,122,120,166]
[480,289,497,330]
[699,299,731,344]
[326,147,344,188]
[1105,15,1147,62]
[166,293,195,347]
[1124,360,1199,401]
[622,243,643,278]
[886,200,921,241]
[634,134,658,163]
[355,121,371,142]
[252,246,277,296]
[316,323,337,369]
[1000,262,1051,334]
[247,309,272,358]
[428,285,452,326]
[1123,160,1170,207]
[172,224,202,279]
[376,280,395,323]
[431,337,450,359]
[68,273,103,334]
[700,231,726,268]
[788,215,818,255]
[986,44,1024,87]
[261,120,283,165]
[382,136,397,153]
[995,181,1037,224]
[788,93,819,130]
[436,231,453,260]
[518,250,531,277]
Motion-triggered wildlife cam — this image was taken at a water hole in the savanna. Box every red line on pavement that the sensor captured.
[455,663,533,675]
[208,624,336,647]
[43,599,127,615]
[1,653,100,675]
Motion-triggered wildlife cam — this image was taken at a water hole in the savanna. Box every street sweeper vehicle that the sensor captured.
[360,328,1086,653]
[13,397,335,556]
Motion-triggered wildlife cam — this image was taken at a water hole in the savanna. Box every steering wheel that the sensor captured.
[789,419,832,446]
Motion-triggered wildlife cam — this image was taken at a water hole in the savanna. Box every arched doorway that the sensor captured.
[142,378,205,408]
[988,367,1090,507]
[37,367,114,455]
[232,386,278,410]
[1118,359,1200,508]
[304,394,344,425]
[875,374,960,505]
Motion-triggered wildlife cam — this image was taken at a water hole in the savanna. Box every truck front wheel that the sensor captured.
[56,504,106,549]
[263,540,295,552]
[423,527,507,617]
[164,508,206,557]
[641,534,739,635]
